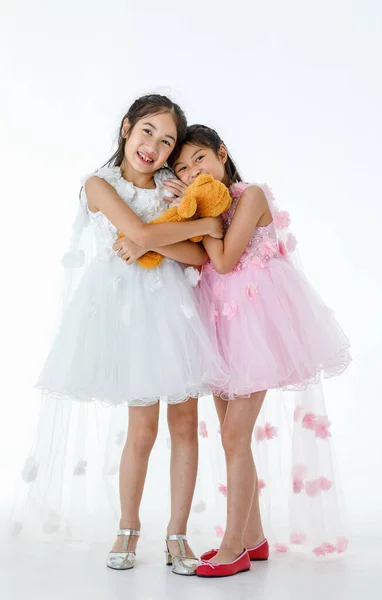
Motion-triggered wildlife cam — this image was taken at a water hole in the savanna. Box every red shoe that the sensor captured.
[201,539,269,562]
[196,549,250,578]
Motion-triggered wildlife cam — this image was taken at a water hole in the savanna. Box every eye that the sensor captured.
[176,166,186,173]
[162,139,171,147]
[195,155,205,162]
[143,128,152,135]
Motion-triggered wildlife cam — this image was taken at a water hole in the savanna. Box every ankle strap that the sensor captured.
[166,534,186,541]
[117,529,140,537]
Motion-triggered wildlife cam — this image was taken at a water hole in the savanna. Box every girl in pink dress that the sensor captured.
[165,124,351,578]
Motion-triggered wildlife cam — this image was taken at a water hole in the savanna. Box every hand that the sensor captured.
[161,178,188,200]
[112,236,148,264]
[206,217,224,239]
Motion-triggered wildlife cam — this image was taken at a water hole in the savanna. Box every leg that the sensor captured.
[166,398,198,558]
[214,391,266,563]
[112,402,159,552]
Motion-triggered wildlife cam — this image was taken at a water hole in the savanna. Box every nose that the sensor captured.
[189,166,201,182]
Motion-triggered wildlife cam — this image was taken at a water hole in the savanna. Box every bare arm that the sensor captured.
[85,176,220,247]
[203,186,270,274]
[112,237,208,266]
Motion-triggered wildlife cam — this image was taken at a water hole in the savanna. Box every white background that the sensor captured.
[1,0,381,537]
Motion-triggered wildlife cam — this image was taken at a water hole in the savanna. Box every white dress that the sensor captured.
[36,166,227,406]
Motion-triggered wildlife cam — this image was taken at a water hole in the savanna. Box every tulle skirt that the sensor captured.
[198,256,351,398]
[36,257,227,406]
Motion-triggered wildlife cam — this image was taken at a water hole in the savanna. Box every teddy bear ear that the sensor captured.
[194,173,214,186]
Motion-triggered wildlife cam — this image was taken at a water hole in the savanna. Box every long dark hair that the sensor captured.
[105,94,187,168]
[169,124,242,184]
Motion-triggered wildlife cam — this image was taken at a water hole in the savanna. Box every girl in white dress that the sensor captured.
[20,95,227,575]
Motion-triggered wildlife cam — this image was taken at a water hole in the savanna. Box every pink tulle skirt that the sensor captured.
[198,256,351,398]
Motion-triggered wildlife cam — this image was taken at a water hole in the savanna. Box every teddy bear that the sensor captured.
[118,174,232,269]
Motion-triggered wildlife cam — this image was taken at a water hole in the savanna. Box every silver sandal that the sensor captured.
[106,528,140,570]
[165,534,199,576]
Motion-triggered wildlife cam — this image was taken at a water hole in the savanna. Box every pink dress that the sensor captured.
[198,182,351,398]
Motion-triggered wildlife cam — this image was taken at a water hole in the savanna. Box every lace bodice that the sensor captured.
[81,166,172,260]
[203,183,280,275]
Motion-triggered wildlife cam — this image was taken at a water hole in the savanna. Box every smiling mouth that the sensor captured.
[137,151,154,164]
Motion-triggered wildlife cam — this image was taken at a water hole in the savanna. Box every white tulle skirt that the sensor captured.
[36,257,227,406]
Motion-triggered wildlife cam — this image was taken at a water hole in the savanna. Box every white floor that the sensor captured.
[2,537,381,600]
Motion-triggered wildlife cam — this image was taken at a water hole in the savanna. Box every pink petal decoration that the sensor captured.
[290,532,307,545]
[292,478,305,494]
[274,211,291,230]
[199,421,208,438]
[315,416,332,440]
[245,284,258,301]
[319,477,333,492]
[305,479,321,497]
[218,484,227,497]
[286,232,297,252]
[215,526,225,538]
[255,426,266,442]
[252,256,266,269]
[273,543,289,553]
[321,543,336,554]
[336,536,349,554]
[265,422,278,439]
[258,479,266,493]
[259,236,277,257]
[312,546,326,557]
[278,239,288,257]
[222,301,238,320]
[302,412,317,430]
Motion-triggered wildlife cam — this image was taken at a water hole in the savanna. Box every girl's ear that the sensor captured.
[122,118,130,139]
[218,144,228,165]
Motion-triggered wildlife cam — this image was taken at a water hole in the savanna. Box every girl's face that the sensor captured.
[123,111,177,174]
[173,143,228,186]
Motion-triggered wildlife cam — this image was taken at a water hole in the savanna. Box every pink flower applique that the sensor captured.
[245,284,258,301]
[312,546,326,557]
[222,301,238,320]
[318,477,333,492]
[218,484,227,497]
[293,405,303,422]
[255,422,278,441]
[293,478,305,494]
[314,416,331,440]
[251,256,266,269]
[259,236,277,257]
[230,182,248,199]
[321,543,336,554]
[302,412,317,430]
[336,536,349,554]
[215,526,225,538]
[258,479,266,494]
[199,421,208,438]
[261,183,276,202]
[278,239,288,257]
[274,211,291,230]
[290,532,306,545]
[273,543,289,553]
[286,233,297,252]
[305,479,321,497]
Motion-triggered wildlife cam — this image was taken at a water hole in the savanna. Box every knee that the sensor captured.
[129,423,158,456]
[221,425,251,458]
[169,411,198,444]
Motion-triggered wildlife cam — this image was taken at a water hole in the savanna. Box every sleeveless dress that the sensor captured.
[36,166,227,406]
[198,182,351,398]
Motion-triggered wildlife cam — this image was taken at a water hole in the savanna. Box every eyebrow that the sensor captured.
[143,122,176,143]
[173,147,204,169]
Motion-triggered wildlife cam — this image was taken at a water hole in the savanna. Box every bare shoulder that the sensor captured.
[240,184,267,205]
[84,175,111,194]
